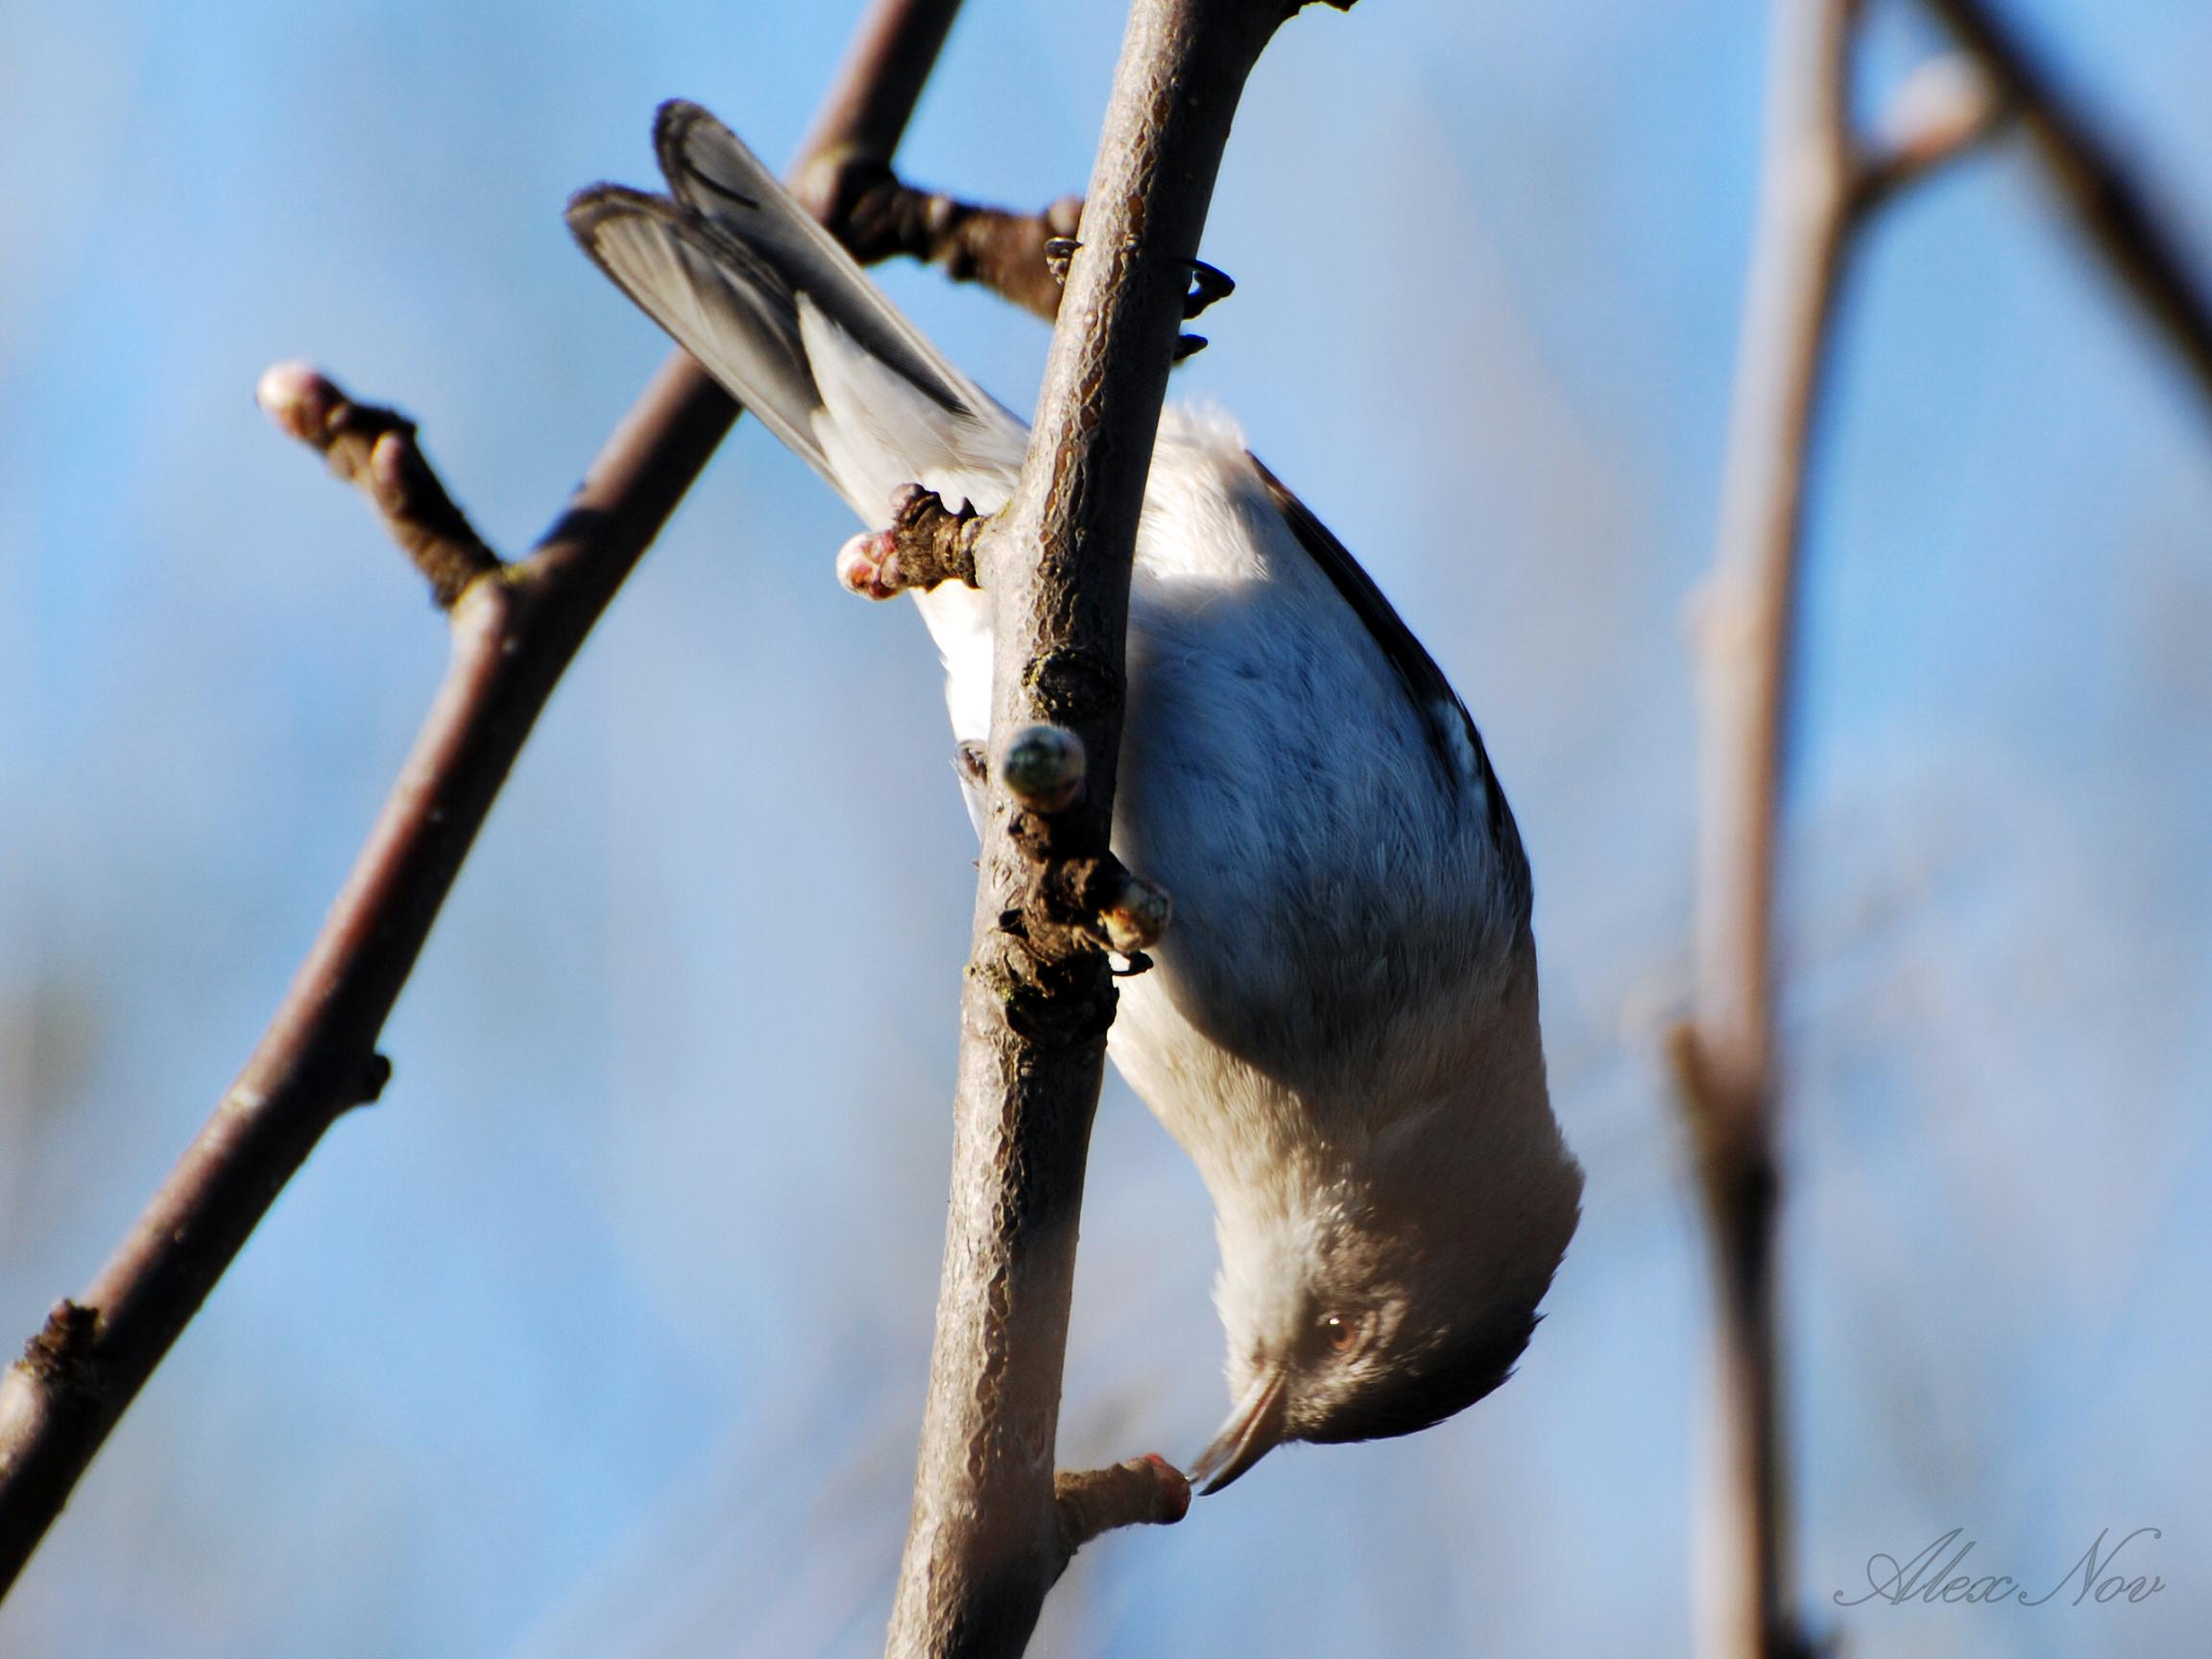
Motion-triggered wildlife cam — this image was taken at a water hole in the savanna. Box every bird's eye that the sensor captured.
[1321,1313,1358,1354]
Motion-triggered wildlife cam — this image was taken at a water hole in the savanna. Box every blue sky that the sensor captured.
[2,0,2209,1654]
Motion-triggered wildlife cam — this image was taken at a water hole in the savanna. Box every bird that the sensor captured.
[566,102,1582,1494]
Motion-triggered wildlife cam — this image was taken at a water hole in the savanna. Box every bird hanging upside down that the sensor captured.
[568,103,1581,1493]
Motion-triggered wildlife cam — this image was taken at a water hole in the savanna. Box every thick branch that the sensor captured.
[1918,0,2212,409]
[882,1,1300,1654]
[0,0,969,1599]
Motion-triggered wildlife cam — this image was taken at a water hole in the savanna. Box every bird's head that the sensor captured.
[1188,954,1582,1494]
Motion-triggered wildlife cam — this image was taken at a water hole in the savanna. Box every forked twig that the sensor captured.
[1677,2,2212,1657]
[0,0,970,1597]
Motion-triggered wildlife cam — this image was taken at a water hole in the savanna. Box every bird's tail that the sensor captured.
[566,102,1027,523]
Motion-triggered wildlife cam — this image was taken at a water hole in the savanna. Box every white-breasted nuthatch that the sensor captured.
[568,104,1582,1493]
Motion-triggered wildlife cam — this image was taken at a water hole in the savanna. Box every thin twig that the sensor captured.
[813,164,1240,353]
[1050,1455,1190,1570]
[825,161,1082,322]
[839,483,988,597]
[881,1,1312,1653]
[1850,53,2008,218]
[1918,0,2212,411]
[254,363,506,608]
[0,0,970,1599]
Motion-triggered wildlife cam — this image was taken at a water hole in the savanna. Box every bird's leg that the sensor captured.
[835,483,986,600]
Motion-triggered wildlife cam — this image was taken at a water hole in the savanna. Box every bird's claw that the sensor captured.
[1181,258,1235,321]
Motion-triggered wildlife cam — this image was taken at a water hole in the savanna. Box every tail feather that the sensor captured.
[566,183,837,479]
[567,102,1024,522]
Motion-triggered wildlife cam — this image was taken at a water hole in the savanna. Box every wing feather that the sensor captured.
[1250,455,1532,920]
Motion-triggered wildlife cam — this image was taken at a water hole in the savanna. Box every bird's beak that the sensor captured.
[1188,1368,1289,1495]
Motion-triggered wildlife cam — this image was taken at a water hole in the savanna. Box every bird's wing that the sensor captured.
[1248,454,1532,920]
[567,183,841,480]
[649,100,993,427]
[566,101,1024,521]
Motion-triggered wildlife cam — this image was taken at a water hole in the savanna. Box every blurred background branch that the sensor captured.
[1920,0,2212,409]
[1675,0,1860,1647]
[0,0,969,1599]
[1677,0,2212,1655]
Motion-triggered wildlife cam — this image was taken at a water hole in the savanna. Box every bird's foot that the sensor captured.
[835,482,985,600]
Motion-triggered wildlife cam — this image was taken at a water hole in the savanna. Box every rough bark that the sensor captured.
[880,1,1325,1654]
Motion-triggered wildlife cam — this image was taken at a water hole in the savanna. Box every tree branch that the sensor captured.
[0,0,970,1599]
[1679,6,2210,1654]
[824,160,1082,322]
[1850,53,2008,219]
[1675,2,1860,1656]
[881,1,1317,1653]
[808,163,1238,357]
[1917,0,2212,412]
[254,363,507,608]
[1050,1455,1190,1572]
